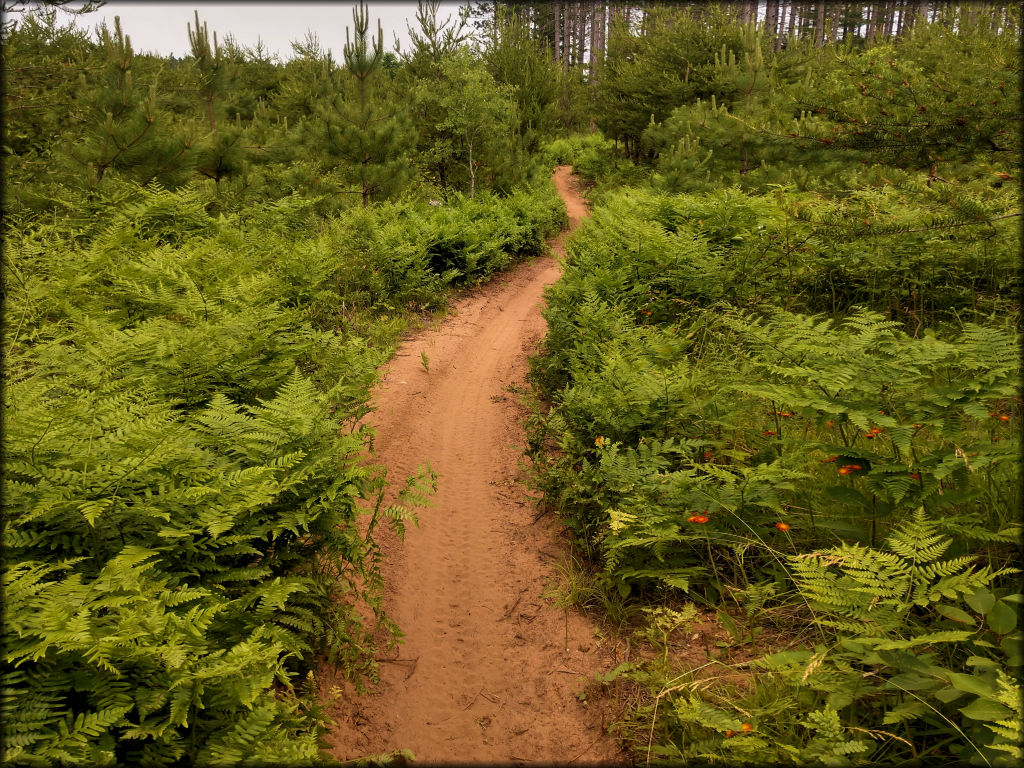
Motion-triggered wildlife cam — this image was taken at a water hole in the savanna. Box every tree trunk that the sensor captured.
[589,1,597,77]
[741,0,756,25]
[882,0,896,38]
[765,0,779,49]
[815,2,826,44]
[554,1,561,64]
[467,133,475,199]
[575,0,584,67]
[566,1,573,66]
[775,2,786,50]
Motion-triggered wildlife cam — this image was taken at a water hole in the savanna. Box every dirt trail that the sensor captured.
[323,167,625,764]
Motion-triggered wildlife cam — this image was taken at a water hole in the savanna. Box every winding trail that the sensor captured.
[322,167,625,764]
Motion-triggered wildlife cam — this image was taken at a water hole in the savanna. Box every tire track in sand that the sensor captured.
[322,167,625,764]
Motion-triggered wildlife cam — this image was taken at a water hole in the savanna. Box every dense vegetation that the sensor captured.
[3,0,1020,765]
[2,2,564,763]
[527,4,1021,766]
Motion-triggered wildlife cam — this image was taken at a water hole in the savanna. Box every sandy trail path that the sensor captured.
[323,167,625,764]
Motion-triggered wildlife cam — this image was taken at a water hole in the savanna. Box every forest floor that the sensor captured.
[321,167,629,764]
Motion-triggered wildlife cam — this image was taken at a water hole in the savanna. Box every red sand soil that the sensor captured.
[320,167,628,764]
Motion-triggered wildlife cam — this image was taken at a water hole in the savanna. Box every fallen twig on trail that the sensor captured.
[501,587,530,620]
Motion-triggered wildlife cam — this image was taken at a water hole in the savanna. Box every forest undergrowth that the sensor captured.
[2,3,566,762]
[529,7,1021,766]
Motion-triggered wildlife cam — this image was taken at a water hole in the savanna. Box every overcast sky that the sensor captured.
[60,2,469,61]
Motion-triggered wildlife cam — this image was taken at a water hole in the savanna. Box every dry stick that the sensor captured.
[375,656,419,681]
[532,505,553,523]
[645,695,660,768]
[568,732,608,764]
[501,588,530,620]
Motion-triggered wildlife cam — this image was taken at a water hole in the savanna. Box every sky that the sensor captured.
[57,2,469,61]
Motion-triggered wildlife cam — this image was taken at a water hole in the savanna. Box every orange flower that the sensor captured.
[821,456,837,463]
[763,430,777,436]
[909,472,921,480]
[999,414,1010,422]
[595,436,604,447]
[687,514,710,524]
[724,730,735,738]
[775,522,790,532]
[826,420,835,427]
[838,467,852,475]
[741,723,754,732]
[845,464,862,471]
[913,423,922,428]
[776,411,793,418]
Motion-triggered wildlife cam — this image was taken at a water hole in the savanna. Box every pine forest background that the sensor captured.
[2,0,1021,765]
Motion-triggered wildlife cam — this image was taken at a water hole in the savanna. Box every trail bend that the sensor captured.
[322,167,624,764]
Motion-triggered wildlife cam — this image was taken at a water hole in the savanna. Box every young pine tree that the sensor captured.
[315,2,416,207]
[64,17,192,189]
[187,11,247,189]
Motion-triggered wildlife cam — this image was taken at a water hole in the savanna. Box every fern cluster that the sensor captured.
[529,129,1018,767]
[3,173,559,763]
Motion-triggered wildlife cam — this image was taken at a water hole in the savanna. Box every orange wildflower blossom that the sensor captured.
[775,522,790,532]
[687,514,710,524]
[820,456,838,463]
[775,411,793,418]
[741,723,754,732]
[595,436,605,447]
[909,472,921,480]
[838,464,863,476]
[763,430,778,436]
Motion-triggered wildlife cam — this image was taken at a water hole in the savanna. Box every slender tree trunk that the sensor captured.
[741,0,756,24]
[565,1,573,71]
[589,1,597,77]
[554,1,561,64]
[467,132,475,199]
[815,2,826,44]
[882,0,896,38]
[577,0,585,67]
[774,1,786,50]
[765,0,780,49]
